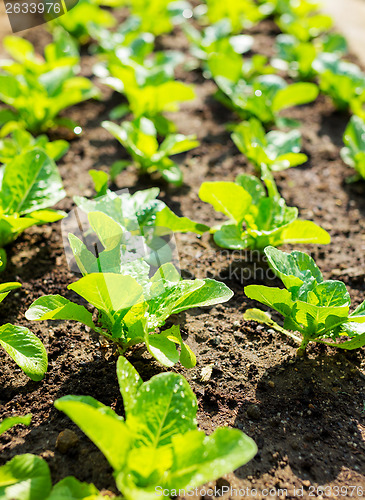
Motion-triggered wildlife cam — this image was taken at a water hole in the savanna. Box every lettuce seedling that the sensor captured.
[272,34,317,80]
[245,246,365,355]
[205,0,268,32]
[26,245,232,367]
[102,117,199,185]
[96,52,195,134]
[199,170,330,250]
[0,33,99,133]
[108,0,191,36]
[184,19,253,69]
[0,280,47,380]
[272,33,347,81]
[276,12,332,43]
[0,149,66,270]
[0,127,69,164]
[313,53,365,110]
[49,0,116,45]
[210,69,318,126]
[55,357,257,499]
[341,115,365,181]
[74,184,209,235]
[0,454,110,499]
[232,118,307,173]
[89,21,154,63]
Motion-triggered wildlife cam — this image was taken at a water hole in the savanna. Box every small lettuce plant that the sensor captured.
[26,243,232,367]
[102,117,199,185]
[313,53,365,110]
[0,280,47,380]
[96,52,195,134]
[74,183,209,235]
[199,170,330,250]
[0,127,69,164]
[210,68,318,126]
[232,118,307,173]
[55,356,257,499]
[0,33,98,133]
[244,247,365,355]
[0,149,66,270]
[341,115,365,181]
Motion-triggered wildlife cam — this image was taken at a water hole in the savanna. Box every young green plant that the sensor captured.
[313,53,365,111]
[96,52,195,134]
[199,170,330,250]
[0,33,98,133]
[244,247,365,355]
[102,117,199,185]
[0,127,69,164]
[26,210,231,367]
[0,149,66,270]
[341,115,365,181]
[55,356,257,499]
[232,118,308,173]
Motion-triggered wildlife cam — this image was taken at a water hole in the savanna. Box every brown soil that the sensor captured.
[0,15,365,500]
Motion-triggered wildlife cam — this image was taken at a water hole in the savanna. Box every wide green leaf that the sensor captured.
[264,246,323,292]
[167,428,257,490]
[0,454,52,500]
[25,295,96,330]
[280,220,331,245]
[68,274,144,315]
[0,324,47,381]
[0,149,65,215]
[245,285,295,317]
[272,82,319,113]
[47,476,104,500]
[199,182,252,223]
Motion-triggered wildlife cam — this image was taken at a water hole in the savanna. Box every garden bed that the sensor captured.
[0,12,365,500]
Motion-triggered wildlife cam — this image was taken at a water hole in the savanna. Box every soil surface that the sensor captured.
[0,14,365,500]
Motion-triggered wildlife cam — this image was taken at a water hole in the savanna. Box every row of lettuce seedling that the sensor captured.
[1,0,365,498]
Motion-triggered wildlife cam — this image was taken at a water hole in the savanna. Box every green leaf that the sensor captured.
[0,281,21,303]
[199,182,252,223]
[244,285,295,317]
[166,428,257,491]
[0,150,65,215]
[0,414,31,437]
[214,224,252,250]
[0,454,52,500]
[0,324,47,381]
[116,356,143,416]
[154,206,209,235]
[128,372,197,448]
[47,476,104,500]
[54,396,131,471]
[68,273,144,315]
[89,170,109,197]
[170,278,234,314]
[350,300,365,322]
[264,246,323,292]
[280,220,331,245]
[272,82,319,113]
[145,333,180,367]
[25,295,96,330]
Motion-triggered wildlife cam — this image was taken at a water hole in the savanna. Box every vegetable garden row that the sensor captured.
[0,0,365,498]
